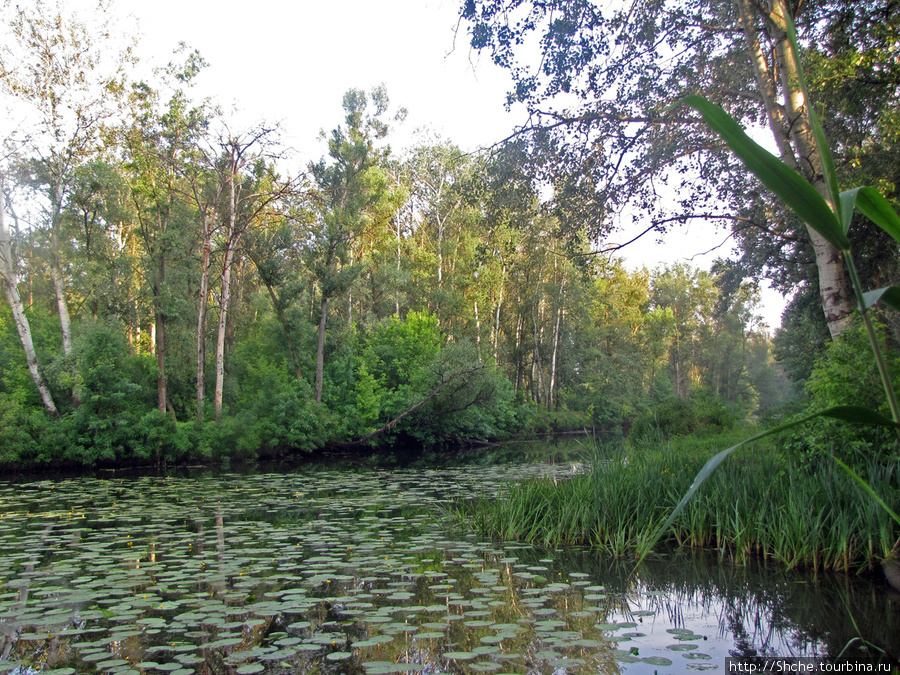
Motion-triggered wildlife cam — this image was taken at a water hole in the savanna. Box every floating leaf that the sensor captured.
[643,656,674,666]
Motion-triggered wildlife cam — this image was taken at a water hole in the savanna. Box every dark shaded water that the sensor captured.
[0,462,897,675]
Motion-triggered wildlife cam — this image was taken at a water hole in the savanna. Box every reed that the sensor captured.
[467,431,900,572]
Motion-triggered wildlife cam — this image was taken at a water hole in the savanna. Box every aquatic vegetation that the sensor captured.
[469,433,900,572]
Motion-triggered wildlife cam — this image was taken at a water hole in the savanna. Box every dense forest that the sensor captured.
[0,0,898,470]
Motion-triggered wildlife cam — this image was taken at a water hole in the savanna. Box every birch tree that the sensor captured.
[0,179,58,415]
[210,126,290,422]
[0,0,134,360]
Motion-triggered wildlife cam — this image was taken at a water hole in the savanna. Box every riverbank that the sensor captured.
[464,430,900,574]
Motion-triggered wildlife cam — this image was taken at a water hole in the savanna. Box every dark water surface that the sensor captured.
[0,462,897,674]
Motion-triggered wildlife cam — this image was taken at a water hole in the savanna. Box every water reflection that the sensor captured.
[0,466,897,675]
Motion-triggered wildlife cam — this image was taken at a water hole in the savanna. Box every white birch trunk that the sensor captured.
[0,191,58,415]
[741,0,853,338]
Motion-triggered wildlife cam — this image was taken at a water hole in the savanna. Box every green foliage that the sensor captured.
[777,319,900,467]
[0,19,788,470]
[343,314,517,448]
[520,407,590,436]
[636,8,900,568]
[364,311,441,390]
[225,322,329,456]
[413,342,517,443]
[773,286,831,386]
[630,393,738,441]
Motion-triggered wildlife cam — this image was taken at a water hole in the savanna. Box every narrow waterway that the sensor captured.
[0,462,897,674]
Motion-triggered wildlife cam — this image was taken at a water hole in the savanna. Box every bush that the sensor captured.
[629,393,738,440]
[776,318,900,468]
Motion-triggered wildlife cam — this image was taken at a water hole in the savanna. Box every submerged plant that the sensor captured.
[640,8,900,567]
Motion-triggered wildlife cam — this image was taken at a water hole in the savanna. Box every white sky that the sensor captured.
[37,0,792,327]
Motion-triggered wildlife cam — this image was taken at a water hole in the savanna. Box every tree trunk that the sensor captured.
[214,244,235,423]
[474,299,481,362]
[530,291,544,404]
[514,309,525,397]
[49,182,80,408]
[0,193,58,416]
[49,183,74,357]
[196,222,211,423]
[315,295,328,403]
[493,265,505,366]
[743,0,853,338]
[548,276,565,412]
[156,306,167,415]
[155,248,167,416]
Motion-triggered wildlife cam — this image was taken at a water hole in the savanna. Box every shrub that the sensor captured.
[630,393,738,440]
[777,318,900,468]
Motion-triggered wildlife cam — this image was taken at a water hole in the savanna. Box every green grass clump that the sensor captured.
[468,430,900,572]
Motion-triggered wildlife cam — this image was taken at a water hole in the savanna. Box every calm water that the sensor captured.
[0,463,898,674]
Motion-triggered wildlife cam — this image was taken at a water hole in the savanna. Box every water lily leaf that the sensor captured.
[443,651,476,660]
[643,656,674,666]
[533,650,559,660]
[326,651,353,661]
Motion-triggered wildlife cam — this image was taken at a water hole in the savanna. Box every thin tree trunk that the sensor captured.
[531,296,544,404]
[214,244,235,422]
[0,193,58,416]
[49,183,73,357]
[514,310,525,396]
[196,223,211,422]
[474,298,481,363]
[156,307,167,414]
[548,276,565,412]
[155,248,167,415]
[315,295,328,403]
[396,212,402,315]
[49,185,80,408]
[49,260,73,355]
[492,267,504,366]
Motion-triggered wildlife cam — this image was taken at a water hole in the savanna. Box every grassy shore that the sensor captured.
[466,430,900,573]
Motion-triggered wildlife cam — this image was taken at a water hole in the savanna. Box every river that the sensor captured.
[0,461,897,674]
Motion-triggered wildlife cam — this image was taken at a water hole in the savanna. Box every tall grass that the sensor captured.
[467,431,900,572]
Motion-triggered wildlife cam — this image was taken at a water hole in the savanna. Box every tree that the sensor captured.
[209,126,290,422]
[309,86,403,403]
[456,0,899,339]
[0,180,58,415]
[0,0,134,364]
[122,81,195,415]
